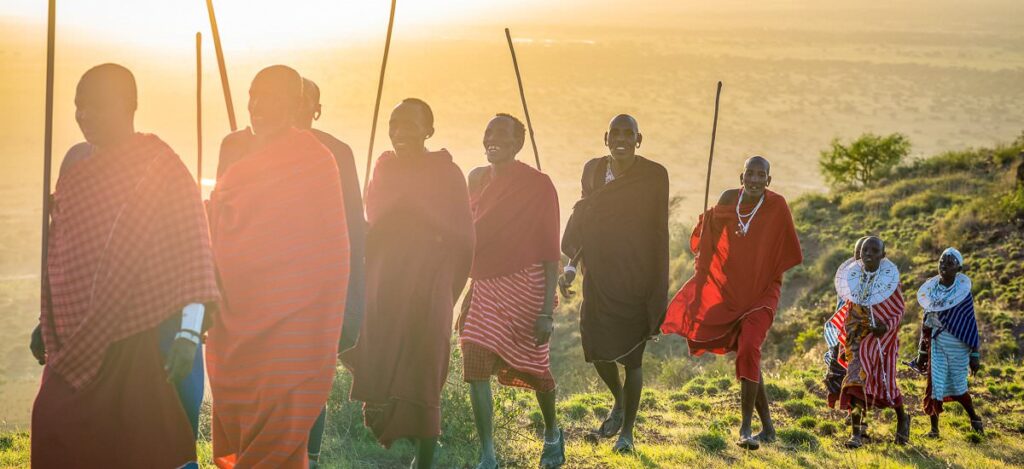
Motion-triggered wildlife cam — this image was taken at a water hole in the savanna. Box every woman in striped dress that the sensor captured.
[910,247,983,437]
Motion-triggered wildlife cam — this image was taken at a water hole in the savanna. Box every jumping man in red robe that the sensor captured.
[661,156,802,450]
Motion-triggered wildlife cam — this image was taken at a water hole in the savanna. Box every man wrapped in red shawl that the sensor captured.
[459,114,564,469]
[662,156,802,450]
[206,66,350,469]
[30,64,220,468]
[341,98,474,469]
[560,114,669,454]
[826,236,909,448]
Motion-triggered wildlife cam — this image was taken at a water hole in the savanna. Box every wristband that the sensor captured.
[175,329,201,345]
[563,265,577,275]
[969,352,979,358]
[180,303,205,333]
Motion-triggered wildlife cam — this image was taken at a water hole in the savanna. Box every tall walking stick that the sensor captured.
[205,0,237,131]
[363,0,397,196]
[697,81,723,243]
[40,0,59,346]
[703,81,723,215]
[196,32,203,187]
[504,28,541,171]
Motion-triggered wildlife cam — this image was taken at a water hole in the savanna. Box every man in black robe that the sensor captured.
[560,114,669,453]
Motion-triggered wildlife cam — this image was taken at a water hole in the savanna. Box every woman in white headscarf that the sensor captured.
[910,247,983,437]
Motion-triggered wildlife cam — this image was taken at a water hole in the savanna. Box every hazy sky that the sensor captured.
[3,0,1021,53]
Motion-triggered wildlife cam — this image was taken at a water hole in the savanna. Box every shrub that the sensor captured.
[795,327,823,355]
[558,401,588,421]
[640,390,663,411]
[817,421,839,436]
[658,360,696,388]
[694,431,728,453]
[889,191,959,218]
[819,133,910,188]
[686,399,712,413]
[766,383,791,401]
[797,416,818,429]
[683,383,706,396]
[782,399,816,417]
[668,391,688,403]
[713,377,733,391]
[778,428,821,450]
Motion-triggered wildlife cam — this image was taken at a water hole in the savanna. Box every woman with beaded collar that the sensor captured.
[908,247,983,437]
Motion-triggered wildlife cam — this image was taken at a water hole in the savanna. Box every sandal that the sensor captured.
[595,408,624,439]
[612,435,635,454]
[924,429,940,439]
[737,435,760,450]
[970,418,985,435]
[539,429,565,468]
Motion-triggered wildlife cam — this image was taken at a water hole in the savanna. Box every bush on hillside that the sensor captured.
[819,133,910,188]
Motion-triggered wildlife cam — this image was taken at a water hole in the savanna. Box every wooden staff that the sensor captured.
[196,32,203,187]
[697,81,723,244]
[363,0,397,196]
[40,0,58,346]
[703,81,723,214]
[504,28,541,171]
[205,0,237,131]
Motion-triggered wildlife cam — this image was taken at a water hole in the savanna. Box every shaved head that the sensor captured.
[606,114,642,160]
[75,63,137,147]
[740,155,772,199]
[609,114,639,133]
[248,65,303,137]
[744,155,771,174]
[78,63,137,111]
[863,236,885,251]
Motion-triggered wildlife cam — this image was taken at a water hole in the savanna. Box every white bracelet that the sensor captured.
[176,303,205,345]
[563,265,577,275]
[175,330,201,345]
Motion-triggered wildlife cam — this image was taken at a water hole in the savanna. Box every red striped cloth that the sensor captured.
[829,288,905,409]
[207,128,349,468]
[460,264,555,391]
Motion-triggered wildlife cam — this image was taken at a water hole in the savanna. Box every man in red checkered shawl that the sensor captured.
[459,114,564,469]
[29,63,220,468]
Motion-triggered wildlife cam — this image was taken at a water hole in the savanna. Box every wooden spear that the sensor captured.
[205,0,237,131]
[504,28,541,171]
[363,0,397,196]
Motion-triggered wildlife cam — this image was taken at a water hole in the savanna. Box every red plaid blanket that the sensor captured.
[43,133,220,389]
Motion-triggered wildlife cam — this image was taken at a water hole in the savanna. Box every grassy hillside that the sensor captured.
[3,134,1022,468]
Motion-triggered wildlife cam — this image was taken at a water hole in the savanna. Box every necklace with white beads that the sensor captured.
[734,189,765,236]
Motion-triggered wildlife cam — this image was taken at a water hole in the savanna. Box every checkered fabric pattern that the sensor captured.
[43,133,220,389]
[460,264,556,392]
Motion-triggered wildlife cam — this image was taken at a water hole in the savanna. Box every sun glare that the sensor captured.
[1,0,543,52]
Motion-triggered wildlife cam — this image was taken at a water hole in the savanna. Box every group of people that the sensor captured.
[824,238,983,448]
[25,61,982,469]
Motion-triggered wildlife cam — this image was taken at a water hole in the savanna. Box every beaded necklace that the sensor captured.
[734,188,765,236]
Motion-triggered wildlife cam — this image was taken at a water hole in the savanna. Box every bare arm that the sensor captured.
[535,261,558,345]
